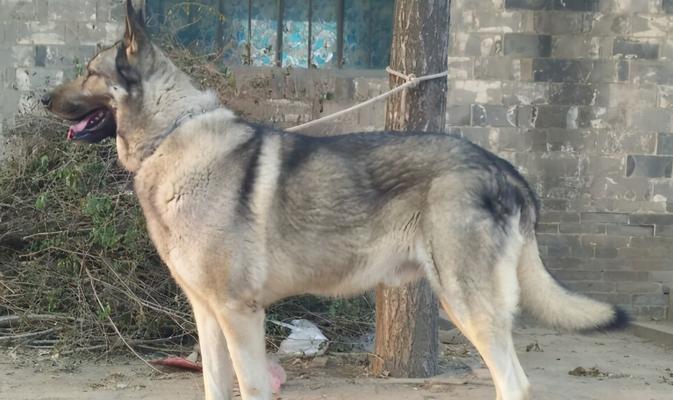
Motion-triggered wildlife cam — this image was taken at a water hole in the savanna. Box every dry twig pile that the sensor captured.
[0,37,374,357]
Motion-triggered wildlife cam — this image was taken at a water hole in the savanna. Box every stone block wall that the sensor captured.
[1,0,671,320]
[0,1,389,160]
[223,66,388,135]
[0,0,125,160]
[448,0,673,320]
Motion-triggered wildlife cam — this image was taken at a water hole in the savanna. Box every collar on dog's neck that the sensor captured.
[140,105,219,163]
[158,106,218,140]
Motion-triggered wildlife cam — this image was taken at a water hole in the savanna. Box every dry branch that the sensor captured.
[0,24,374,358]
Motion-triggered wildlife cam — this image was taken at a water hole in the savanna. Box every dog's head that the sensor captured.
[44,0,154,144]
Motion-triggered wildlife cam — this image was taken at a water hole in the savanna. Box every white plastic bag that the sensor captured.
[272,319,329,357]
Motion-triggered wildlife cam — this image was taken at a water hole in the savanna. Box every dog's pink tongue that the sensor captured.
[67,116,91,140]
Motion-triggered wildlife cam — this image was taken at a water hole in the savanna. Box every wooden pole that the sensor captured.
[371,0,450,378]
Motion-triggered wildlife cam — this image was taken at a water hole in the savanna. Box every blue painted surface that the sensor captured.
[147,0,393,69]
[311,0,338,67]
[249,0,278,66]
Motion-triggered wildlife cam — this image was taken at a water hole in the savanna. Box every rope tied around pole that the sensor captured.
[285,67,448,132]
[386,67,418,118]
[386,67,419,88]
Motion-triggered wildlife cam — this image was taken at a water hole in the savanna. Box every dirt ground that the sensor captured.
[1,328,672,400]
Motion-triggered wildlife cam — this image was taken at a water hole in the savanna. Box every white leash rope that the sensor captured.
[286,67,449,132]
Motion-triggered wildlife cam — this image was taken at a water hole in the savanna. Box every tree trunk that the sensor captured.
[371,0,450,379]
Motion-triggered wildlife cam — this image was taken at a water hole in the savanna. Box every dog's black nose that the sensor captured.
[41,93,52,106]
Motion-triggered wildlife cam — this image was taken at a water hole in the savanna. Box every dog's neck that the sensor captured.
[116,50,223,172]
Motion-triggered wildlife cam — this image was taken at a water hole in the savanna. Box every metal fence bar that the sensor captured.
[216,0,225,53]
[247,0,252,64]
[157,0,164,21]
[308,0,313,68]
[275,0,285,67]
[336,0,344,68]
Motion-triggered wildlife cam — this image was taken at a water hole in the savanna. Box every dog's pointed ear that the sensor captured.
[117,0,150,85]
[125,0,146,27]
[124,0,148,58]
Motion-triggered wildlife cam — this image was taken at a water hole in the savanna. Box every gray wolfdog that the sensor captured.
[43,2,628,399]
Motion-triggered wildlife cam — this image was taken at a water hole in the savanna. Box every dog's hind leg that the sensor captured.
[423,216,530,400]
[191,300,235,400]
[213,302,272,400]
[438,297,529,400]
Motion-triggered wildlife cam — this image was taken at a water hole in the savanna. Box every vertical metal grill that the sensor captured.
[147,0,391,69]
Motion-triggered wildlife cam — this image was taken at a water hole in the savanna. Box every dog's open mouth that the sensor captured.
[67,108,116,143]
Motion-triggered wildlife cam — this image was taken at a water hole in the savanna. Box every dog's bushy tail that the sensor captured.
[517,238,629,332]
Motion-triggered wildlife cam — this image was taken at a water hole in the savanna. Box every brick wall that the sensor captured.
[1,0,670,320]
[0,1,389,160]
[222,66,388,135]
[0,0,125,160]
[448,0,673,320]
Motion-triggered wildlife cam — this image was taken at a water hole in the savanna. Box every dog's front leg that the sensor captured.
[192,301,235,400]
[216,302,272,400]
